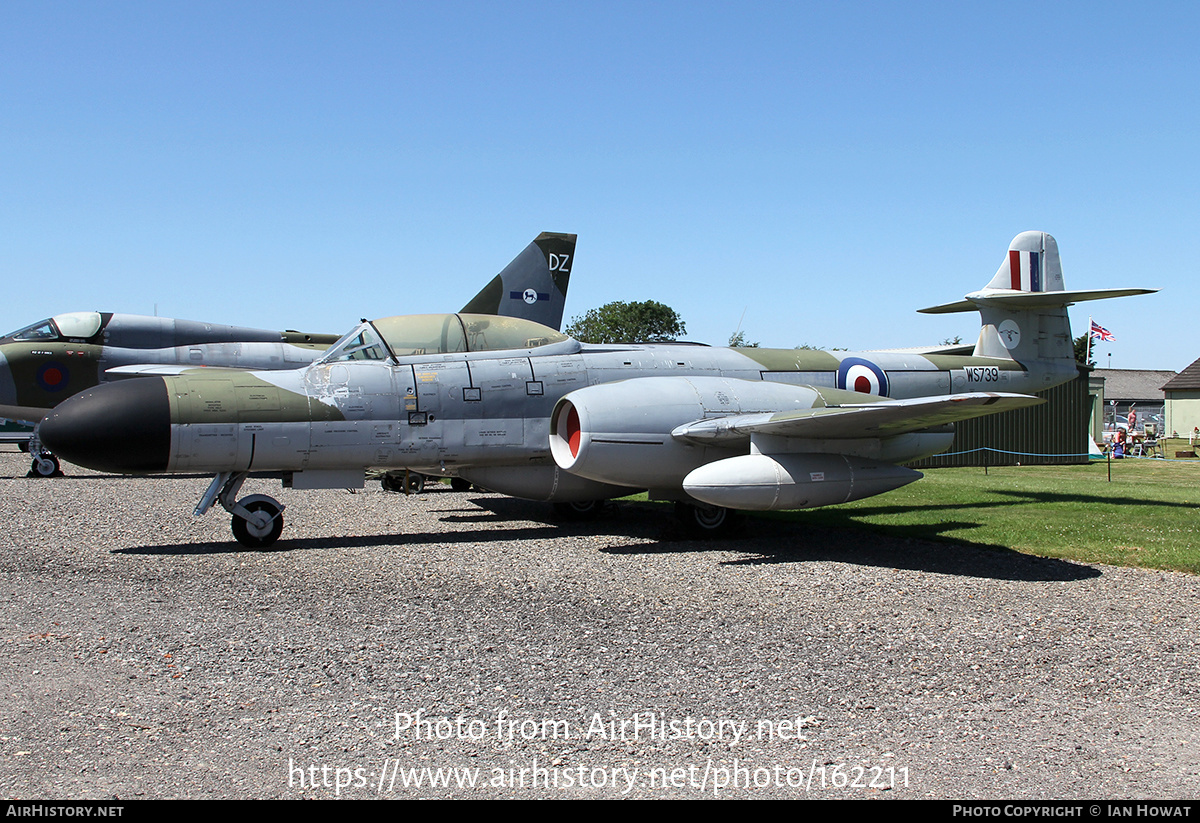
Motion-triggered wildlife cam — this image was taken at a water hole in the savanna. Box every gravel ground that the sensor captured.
[1,449,1197,799]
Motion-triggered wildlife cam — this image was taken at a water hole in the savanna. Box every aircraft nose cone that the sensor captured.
[40,378,171,473]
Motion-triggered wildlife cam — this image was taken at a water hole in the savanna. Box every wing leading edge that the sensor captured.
[671,391,1045,445]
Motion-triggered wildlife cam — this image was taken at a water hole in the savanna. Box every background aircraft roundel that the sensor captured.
[35,362,71,393]
[836,357,889,396]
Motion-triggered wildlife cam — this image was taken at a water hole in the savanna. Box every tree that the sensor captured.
[565,300,686,344]
[1074,333,1096,367]
[728,331,759,348]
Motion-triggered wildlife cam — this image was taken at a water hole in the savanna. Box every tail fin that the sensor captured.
[985,230,1065,293]
[919,231,1156,380]
[459,232,577,331]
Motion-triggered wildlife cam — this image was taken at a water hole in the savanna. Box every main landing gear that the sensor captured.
[552,500,607,520]
[380,470,425,494]
[196,471,285,549]
[675,501,743,537]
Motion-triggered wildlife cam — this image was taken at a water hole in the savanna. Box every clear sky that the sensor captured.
[2,1,1195,370]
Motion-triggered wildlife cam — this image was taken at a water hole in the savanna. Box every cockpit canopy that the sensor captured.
[317,313,570,365]
[3,311,104,343]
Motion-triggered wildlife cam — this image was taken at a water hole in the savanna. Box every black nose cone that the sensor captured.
[40,378,171,473]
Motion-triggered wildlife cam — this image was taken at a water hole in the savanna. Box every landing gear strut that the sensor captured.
[25,429,63,478]
[196,472,286,549]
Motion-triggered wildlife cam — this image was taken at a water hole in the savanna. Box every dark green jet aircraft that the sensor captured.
[1,232,575,477]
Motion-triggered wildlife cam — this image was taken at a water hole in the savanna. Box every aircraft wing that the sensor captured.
[0,403,50,427]
[104,364,256,377]
[671,391,1045,445]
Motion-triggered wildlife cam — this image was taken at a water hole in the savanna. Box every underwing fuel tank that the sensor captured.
[681,453,922,511]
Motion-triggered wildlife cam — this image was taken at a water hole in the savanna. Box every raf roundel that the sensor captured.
[836,357,890,397]
[36,361,70,392]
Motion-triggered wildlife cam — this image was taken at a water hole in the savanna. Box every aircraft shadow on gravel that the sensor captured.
[826,488,1199,515]
[118,493,1103,582]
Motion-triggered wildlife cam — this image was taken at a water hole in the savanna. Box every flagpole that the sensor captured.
[1087,315,1093,365]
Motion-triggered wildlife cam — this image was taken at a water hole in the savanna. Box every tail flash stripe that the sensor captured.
[1007,249,1043,292]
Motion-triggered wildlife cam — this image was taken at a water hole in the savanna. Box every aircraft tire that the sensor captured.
[553,500,605,520]
[382,472,425,494]
[232,500,284,549]
[28,455,63,478]
[675,501,742,537]
[450,477,472,492]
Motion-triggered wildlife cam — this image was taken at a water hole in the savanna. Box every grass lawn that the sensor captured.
[753,458,1200,574]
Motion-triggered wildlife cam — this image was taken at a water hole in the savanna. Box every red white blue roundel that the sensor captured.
[837,357,889,396]
[36,361,70,392]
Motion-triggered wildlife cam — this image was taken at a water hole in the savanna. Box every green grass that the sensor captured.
[755,459,1200,574]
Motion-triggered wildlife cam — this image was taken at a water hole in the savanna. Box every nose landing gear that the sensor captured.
[196,471,286,549]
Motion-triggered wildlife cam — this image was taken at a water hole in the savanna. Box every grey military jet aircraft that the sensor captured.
[1,232,575,477]
[40,231,1153,547]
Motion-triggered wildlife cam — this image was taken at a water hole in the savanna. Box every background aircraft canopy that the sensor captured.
[323,314,569,362]
[3,311,104,343]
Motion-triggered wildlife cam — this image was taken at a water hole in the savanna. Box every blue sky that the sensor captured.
[2,1,1195,370]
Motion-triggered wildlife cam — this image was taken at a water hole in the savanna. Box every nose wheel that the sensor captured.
[230,499,284,551]
[231,499,285,549]
[195,472,287,548]
[28,453,63,478]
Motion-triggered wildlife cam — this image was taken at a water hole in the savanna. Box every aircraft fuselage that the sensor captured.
[54,336,1061,489]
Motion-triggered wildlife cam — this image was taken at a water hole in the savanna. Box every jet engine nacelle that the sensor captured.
[682,453,922,511]
[549,377,824,490]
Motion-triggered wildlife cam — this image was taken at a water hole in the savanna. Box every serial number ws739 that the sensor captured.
[962,366,1001,383]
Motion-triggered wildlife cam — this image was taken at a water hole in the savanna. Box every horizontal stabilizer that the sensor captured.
[671,391,1044,444]
[874,343,977,356]
[919,287,1157,315]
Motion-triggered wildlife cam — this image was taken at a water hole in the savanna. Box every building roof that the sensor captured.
[1093,369,1178,401]
[1161,357,1200,392]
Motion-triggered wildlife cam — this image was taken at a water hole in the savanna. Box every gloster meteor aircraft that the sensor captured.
[40,232,1152,547]
[1,232,575,477]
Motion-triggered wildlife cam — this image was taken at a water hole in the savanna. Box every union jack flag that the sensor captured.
[1090,320,1114,342]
